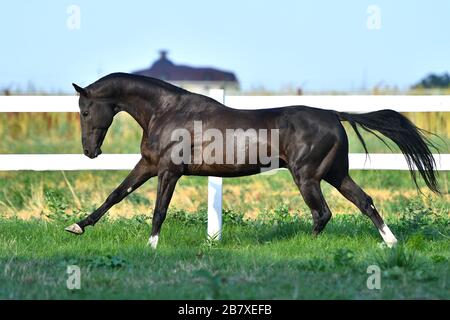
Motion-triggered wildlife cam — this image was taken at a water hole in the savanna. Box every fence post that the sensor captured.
[207,89,224,240]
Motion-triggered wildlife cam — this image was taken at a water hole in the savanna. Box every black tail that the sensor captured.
[337,109,440,193]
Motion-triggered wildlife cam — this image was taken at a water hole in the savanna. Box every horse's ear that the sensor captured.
[72,83,88,97]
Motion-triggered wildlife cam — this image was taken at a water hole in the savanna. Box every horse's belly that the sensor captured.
[183,161,284,177]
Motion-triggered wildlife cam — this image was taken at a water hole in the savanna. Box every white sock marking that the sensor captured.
[379,224,398,248]
[148,235,159,249]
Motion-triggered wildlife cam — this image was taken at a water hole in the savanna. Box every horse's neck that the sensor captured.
[115,96,153,131]
[119,102,152,130]
[95,79,170,131]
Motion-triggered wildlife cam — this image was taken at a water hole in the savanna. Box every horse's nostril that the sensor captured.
[84,149,89,156]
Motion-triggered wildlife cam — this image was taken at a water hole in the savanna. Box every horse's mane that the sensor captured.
[87,72,190,97]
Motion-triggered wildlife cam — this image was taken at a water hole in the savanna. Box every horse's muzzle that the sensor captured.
[84,148,102,159]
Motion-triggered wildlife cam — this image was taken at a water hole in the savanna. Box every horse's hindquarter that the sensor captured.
[280,106,346,174]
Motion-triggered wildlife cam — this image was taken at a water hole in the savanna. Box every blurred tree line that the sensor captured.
[412,72,450,89]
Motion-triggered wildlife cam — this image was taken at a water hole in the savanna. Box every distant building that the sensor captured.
[133,50,240,94]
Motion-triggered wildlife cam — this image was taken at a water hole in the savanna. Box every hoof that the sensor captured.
[65,223,84,235]
[147,235,159,249]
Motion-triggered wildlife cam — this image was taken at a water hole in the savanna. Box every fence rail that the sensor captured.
[0,153,448,171]
[1,93,449,240]
[225,95,450,112]
[1,95,450,112]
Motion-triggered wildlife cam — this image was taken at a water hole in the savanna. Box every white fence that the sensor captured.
[2,94,450,112]
[1,93,449,240]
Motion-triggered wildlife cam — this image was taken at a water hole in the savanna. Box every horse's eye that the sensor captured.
[82,111,89,117]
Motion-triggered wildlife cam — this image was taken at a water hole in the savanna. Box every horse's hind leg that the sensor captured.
[327,171,398,247]
[295,178,332,235]
[290,142,340,235]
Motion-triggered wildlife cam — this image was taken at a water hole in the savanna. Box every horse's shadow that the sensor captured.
[238,218,429,245]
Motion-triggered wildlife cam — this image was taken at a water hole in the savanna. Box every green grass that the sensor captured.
[0,168,448,300]
[0,208,449,299]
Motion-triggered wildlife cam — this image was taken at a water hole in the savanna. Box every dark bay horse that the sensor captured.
[66,73,439,248]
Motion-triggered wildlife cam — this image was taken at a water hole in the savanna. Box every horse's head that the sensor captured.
[72,83,117,159]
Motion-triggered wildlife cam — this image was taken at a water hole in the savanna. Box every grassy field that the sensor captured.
[0,105,449,299]
[0,206,449,299]
[0,170,449,299]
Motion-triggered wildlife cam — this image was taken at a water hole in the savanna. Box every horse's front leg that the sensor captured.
[65,158,156,235]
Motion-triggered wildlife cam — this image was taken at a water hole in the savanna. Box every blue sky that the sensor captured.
[0,0,449,92]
